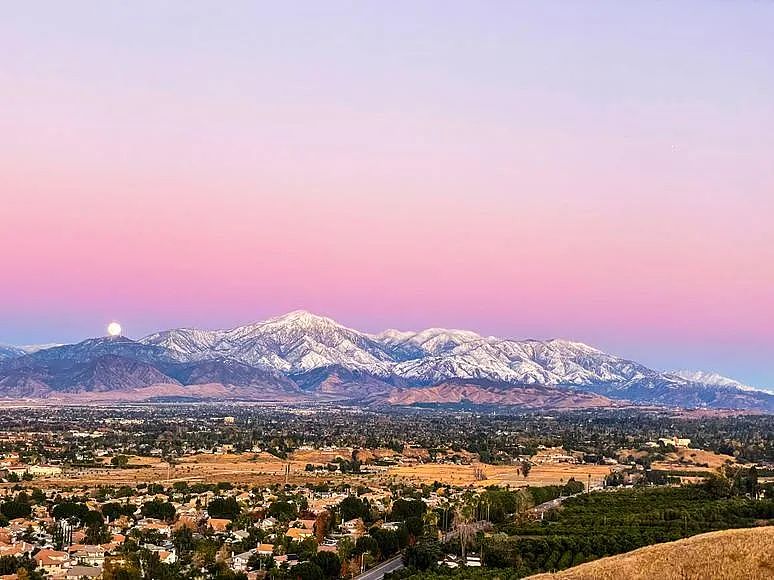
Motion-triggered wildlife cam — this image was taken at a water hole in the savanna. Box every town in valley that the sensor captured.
[0,404,771,579]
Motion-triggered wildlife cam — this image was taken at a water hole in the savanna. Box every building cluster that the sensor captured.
[0,475,449,579]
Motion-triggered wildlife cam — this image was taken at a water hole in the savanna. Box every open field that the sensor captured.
[528,526,774,580]
[15,453,307,489]
[288,447,353,463]
[12,451,611,490]
[652,447,735,471]
[387,462,612,488]
[618,446,734,472]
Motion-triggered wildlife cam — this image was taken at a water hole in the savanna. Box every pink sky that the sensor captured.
[1,2,773,385]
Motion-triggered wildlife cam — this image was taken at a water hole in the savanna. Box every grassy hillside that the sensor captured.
[528,526,774,580]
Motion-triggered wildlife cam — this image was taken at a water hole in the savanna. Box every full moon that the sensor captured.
[107,322,122,337]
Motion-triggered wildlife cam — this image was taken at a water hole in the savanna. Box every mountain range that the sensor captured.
[0,310,772,412]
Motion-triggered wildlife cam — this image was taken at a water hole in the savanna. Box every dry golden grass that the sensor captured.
[32,453,611,490]
[288,448,352,463]
[620,447,735,473]
[528,526,774,580]
[25,453,279,488]
[29,451,371,488]
[653,447,735,472]
[480,463,611,488]
[387,462,611,488]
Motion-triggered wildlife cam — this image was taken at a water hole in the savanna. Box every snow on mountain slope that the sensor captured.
[139,328,225,361]
[0,345,26,360]
[140,312,661,388]
[18,343,63,354]
[668,370,765,393]
[141,310,395,375]
[1,311,772,410]
[0,343,66,360]
[377,327,486,357]
[375,329,653,387]
[20,336,176,366]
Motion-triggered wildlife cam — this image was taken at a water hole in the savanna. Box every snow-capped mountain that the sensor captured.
[0,336,296,400]
[0,311,772,411]
[0,343,63,360]
[23,336,176,366]
[0,345,26,360]
[141,311,395,375]
[140,311,655,388]
[668,370,766,393]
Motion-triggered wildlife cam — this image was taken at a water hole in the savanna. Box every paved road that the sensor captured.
[530,489,600,517]
[353,555,404,580]
[531,496,566,515]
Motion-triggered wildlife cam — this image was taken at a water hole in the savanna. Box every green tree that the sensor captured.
[208,496,241,520]
[390,498,426,522]
[268,501,298,521]
[0,501,31,520]
[172,526,194,557]
[85,521,111,544]
[339,496,370,522]
[369,528,399,558]
[52,501,89,521]
[403,539,442,570]
[404,516,423,539]
[291,562,323,580]
[353,536,378,556]
[336,536,355,562]
[312,551,341,579]
[704,473,733,499]
[141,499,176,522]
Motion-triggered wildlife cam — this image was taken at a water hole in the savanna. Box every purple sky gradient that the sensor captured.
[1,2,773,386]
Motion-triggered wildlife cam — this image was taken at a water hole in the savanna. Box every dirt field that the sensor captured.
[26,453,312,489]
[288,448,352,464]
[387,462,612,488]
[22,452,612,490]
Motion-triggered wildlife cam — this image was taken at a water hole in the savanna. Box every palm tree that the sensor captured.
[422,507,439,538]
[453,497,477,559]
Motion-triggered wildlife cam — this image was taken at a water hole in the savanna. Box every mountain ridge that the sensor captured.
[0,311,772,411]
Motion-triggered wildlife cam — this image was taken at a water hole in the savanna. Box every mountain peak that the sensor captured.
[2,313,773,411]
[0,344,26,360]
[669,370,763,393]
[266,310,338,327]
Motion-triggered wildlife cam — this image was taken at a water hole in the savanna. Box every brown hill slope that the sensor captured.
[384,380,616,409]
[529,526,774,580]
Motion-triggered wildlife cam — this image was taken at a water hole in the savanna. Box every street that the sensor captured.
[353,555,404,580]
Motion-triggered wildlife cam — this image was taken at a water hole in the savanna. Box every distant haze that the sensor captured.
[1,2,772,387]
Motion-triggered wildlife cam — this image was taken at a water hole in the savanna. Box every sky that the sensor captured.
[1,2,773,386]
